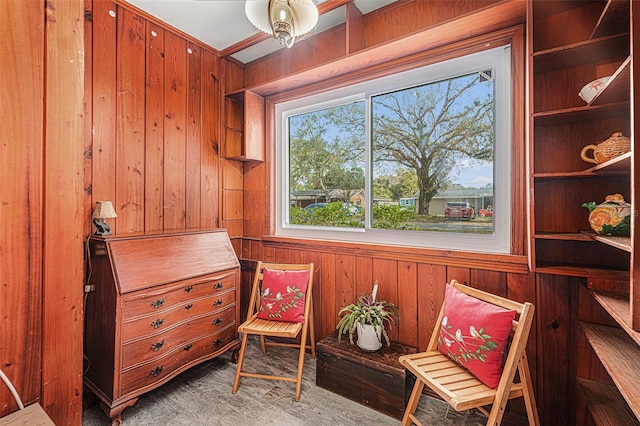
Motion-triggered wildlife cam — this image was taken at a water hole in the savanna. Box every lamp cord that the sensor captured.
[0,368,25,410]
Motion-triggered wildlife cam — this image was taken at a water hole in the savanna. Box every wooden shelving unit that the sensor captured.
[581,323,640,420]
[577,378,639,425]
[530,0,638,422]
[224,89,265,162]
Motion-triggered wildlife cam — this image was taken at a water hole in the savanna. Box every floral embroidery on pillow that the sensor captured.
[436,284,515,388]
[257,268,309,322]
[439,316,501,365]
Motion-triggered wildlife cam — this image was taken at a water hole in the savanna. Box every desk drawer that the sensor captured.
[123,272,236,318]
[122,305,236,368]
[123,291,235,341]
[121,325,236,395]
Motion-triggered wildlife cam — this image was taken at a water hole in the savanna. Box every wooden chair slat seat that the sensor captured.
[399,280,540,425]
[232,261,315,401]
[238,317,303,337]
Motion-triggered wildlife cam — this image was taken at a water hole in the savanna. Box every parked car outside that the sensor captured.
[304,203,327,212]
[444,202,475,220]
[479,205,493,217]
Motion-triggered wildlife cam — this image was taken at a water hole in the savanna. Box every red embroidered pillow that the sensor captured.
[437,284,516,388]
[257,268,310,323]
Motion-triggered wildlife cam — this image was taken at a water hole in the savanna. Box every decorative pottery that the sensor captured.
[578,76,610,103]
[582,193,630,236]
[580,132,631,164]
[356,323,382,352]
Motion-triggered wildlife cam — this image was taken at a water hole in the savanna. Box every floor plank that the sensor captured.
[82,337,486,425]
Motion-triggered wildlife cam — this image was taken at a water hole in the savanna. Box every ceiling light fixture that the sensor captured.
[245,0,319,48]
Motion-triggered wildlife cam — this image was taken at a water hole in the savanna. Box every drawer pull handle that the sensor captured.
[183,344,193,351]
[212,318,223,326]
[184,286,193,292]
[214,282,224,290]
[213,299,223,307]
[151,299,165,308]
[151,318,165,329]
[185,304,193,310]
[213,338,223,347]
[151,340,165,351]
[150,366,164,377]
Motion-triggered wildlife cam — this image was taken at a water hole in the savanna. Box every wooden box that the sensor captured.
[316,332,416,419]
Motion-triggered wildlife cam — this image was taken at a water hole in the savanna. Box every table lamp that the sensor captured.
[92,201,117,235]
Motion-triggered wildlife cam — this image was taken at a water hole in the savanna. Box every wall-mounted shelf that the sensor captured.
[224,90,265,162]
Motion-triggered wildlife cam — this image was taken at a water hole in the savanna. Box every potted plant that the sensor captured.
[336,282,399,351]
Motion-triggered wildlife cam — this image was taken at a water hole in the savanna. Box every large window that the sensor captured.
[276,46,511,253]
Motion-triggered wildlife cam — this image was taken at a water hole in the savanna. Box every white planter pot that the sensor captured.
[356,323,382,351]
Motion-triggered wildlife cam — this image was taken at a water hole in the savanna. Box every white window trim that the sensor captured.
[275,46,511,254]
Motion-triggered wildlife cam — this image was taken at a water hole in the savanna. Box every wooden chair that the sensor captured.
[232,262,315,401]
[399,280,539,425]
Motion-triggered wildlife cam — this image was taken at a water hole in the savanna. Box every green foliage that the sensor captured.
[290,202,364,228]
[372,204,415,229]
[336,291,399,347]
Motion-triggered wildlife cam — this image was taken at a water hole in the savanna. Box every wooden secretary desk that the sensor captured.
[84,230,240,425]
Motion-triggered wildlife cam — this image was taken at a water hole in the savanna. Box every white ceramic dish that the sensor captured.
[578,76,610,103]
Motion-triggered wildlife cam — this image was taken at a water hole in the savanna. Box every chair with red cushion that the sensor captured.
[399,279,539,425]
[232,262,315,401]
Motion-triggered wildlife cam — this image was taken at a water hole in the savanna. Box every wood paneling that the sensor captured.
[163,32,188,230]
[200,50,221,229]
[43,0,85,423]
[0,0,44,417]
[536,274,579,425]
[88,0,222,236]
[186,42,202,229]
[116,8,146,233]
[92,0,118,233]
[145,22,165,232]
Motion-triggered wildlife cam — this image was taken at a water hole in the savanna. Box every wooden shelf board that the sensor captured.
[591,0,630,39]
[535,264,629,280]
[591,56,631,106]
[532,102,629,126]
[577,378,640,426]
[580,323,640,419]
[533,232,593,241]
[589,292,640,346]
[579,230,632,252]
[533,33,629,74]
[590,151,632,172]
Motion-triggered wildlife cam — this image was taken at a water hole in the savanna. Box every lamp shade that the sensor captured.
[245,0,318,47]
[92,201,117,219]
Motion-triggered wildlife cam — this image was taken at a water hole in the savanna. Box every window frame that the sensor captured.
[275,45,512,254]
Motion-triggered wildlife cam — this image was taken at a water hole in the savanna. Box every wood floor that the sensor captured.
[82,337,486,425]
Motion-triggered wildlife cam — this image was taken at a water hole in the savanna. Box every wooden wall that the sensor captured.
[86,0,222,237]
[1,0,85,424]
[0,0,586,424]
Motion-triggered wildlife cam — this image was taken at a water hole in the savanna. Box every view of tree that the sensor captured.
[372,72,494,214]
[373,168,419,202]
[287,71,494,231]
[289,102,365,197]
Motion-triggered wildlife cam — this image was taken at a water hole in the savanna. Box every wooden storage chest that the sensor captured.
[316,332,416,419]
[84,230,240,424]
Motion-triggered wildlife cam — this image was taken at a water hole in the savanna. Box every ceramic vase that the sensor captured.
[356,323,382,351]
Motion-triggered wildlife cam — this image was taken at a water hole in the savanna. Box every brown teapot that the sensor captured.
[580,132,630,164]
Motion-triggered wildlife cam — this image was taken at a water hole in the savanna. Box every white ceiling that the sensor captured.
[124,0,398,63]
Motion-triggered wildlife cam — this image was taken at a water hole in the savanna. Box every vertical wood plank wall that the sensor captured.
[0,0,585,424]
[0,0,45,417]
[43,0,86,423]
[1,0,85,424]
[89,0,221,235]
